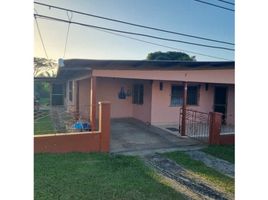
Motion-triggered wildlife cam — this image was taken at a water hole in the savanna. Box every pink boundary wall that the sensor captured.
[220,134,235,145]
[34,102,111,153]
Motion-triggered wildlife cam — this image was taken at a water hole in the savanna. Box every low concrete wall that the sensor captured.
[220,134,235,145]
[34,132,100,153]
[34,102,110,153]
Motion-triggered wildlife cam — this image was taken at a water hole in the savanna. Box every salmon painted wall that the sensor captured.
[150,81,235,125]
[76,77,152,123]
[78,78,90,120]
[69,76,234,126]
[132,80,152,123]
[96,78,133,118]
[151,81,214,125]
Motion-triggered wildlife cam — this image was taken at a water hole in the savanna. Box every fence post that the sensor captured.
[90,76,97,131]
[209,112,222,145]
[99,101,111,152]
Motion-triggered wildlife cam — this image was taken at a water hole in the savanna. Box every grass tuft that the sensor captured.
[201,145,234,163]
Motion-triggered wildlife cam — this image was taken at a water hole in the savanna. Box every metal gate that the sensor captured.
[179,108,210,143]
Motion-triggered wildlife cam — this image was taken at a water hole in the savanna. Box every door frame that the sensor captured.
[213,85,228,124]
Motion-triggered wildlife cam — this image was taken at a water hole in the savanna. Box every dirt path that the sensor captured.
[143,153,233,200]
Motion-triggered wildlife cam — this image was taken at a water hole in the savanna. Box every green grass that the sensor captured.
[35,153,187,200]
[34,112,55,135]
[201,145,234,163]
[39,97,50,105]
[162,151,234,195]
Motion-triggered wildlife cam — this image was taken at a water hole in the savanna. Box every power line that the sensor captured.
[34,14,234,51]
[34,12,49,59]
[216,0,234,6]
[63,11,73,58]
[95,28,231,61]
[193,0,234,12]
[34,1,234,45]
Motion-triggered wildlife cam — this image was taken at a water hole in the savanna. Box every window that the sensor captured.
[171,85,183,106]
[187,86,198,105]
[170,85,198,106]
[132,84,144,105]
[69,81,73,101]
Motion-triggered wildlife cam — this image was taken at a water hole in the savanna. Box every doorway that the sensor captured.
[214,86,227,124]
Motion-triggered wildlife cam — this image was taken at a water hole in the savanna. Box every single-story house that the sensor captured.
[49,59,234,134]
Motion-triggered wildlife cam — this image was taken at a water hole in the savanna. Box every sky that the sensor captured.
[34,0,234,61]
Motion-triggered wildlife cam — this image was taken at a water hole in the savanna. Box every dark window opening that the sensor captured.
[132,84,144,105]
[171,85,199,106]
[187,86,198,105]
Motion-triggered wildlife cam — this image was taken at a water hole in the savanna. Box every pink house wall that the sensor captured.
[76,77,152,123]
[69,76,234,126]
[78,78,90,119]
[150,81,234,125]
[96,78,133,118]
[132,80,152,123]
[151,81,212,125]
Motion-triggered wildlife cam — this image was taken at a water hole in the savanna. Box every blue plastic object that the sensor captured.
[73,121,91,131]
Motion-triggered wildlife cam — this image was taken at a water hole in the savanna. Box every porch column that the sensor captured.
[76,81,80,120]
[181,82,187,136]
[90,76,96,131]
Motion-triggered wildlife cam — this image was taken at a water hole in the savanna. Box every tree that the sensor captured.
[146,51,196,61]
[34,57,57,77]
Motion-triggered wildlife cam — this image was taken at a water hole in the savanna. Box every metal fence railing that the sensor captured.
[34,104,99,135]
[179,108,210,143]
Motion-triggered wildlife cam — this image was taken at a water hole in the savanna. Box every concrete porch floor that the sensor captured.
[110,118,205,155]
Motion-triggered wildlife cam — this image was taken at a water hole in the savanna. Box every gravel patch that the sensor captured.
[144,154,230,200]
[184,151,234,178]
